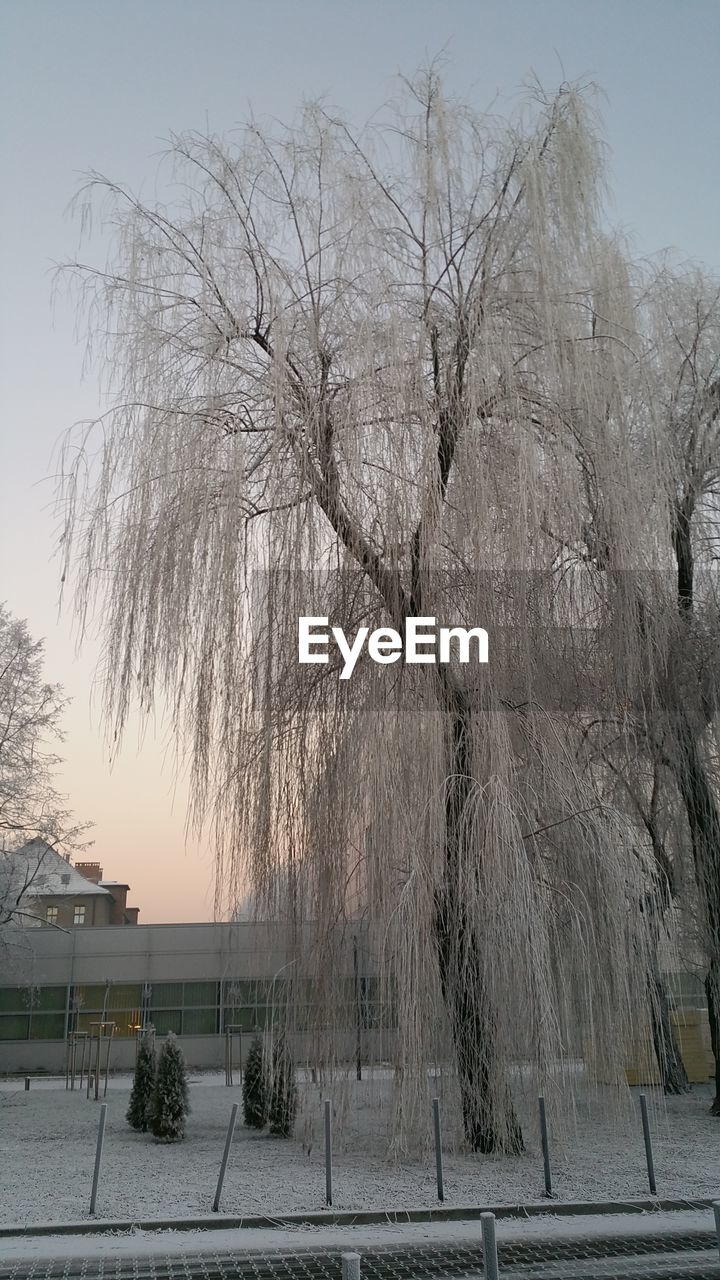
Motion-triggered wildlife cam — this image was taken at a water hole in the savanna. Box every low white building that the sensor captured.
[0,918,384,1075]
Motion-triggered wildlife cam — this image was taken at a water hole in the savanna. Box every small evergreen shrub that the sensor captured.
[127,1027,156,1132]
[268,1035,297,1137]
[242,1034,268,1128]
[149,1031,190,1142]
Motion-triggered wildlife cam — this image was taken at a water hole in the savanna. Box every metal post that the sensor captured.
[213,1102,238,1212]
[225,1028,240,1086]
[141,982,152,1032]
[103,1025,114,1097]
[432,1097,444,1202]
[538,1095,552,1197]
[341,1254,361,1280]
[79,1033,87,1091]
[353,934,362,1081]
[713,1200,720,1260]
[324,1098,333,1206]
[68,1033,77,1091]
[226,1026,243,1086]
[94,1026,101,1101]
[89,1102,107,1215]
[480,1212,499,1280]
[639,1093,657,1196]
[24,1076,30,1091]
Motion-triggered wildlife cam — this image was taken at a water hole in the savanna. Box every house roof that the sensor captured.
[0,839,112,901]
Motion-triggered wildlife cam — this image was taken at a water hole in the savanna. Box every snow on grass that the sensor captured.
[0,1074,718,1228]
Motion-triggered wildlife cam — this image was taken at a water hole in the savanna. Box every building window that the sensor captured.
[46,905,58,925]
[73,904,86,926]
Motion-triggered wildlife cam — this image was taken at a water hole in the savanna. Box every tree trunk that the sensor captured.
[667,500,719,1112]
[643,887,690,1096]
[433,894,524,1152]
[648,961,690,1095]
[672,721,720,1114]
[432,693,524,1153]
[705,960,720,1114]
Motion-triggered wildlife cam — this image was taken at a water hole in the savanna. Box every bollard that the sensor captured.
[432,1097,444,1202]
[341,1254,361,1280]
[639,1093,657,1196]
[89,1102,107,1215]
[324,1098,333,1206]
[24,1077,30,1092]
[538,1095,552,1197]
[480,1211,499,1280]
[713,1201,720,1260]
[212,1102,238,1212]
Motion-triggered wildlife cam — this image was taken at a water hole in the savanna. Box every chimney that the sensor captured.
[75,862,103,884]
[99,882,130,925]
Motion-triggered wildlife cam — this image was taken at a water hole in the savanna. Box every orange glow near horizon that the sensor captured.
[59,710,218,925]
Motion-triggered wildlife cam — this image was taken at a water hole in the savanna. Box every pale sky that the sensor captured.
[1,0,718,923]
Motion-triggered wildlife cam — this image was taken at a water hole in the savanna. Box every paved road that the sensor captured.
[0,1232,718,1280]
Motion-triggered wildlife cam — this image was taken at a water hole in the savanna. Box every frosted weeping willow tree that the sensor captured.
[60,72,674,1152]
[636,268,720,1111]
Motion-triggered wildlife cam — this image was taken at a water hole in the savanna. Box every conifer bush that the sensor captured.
[127,1026,156,1132]
[149,1031,190,1142]
[242,1033,268,1128]
[268,1036,297,1138]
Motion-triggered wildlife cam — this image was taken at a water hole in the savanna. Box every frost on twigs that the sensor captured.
[148,1032,190,1143]
[57,66,720,1148]
[268,1036,297,1138]
[242,1033,269,1129]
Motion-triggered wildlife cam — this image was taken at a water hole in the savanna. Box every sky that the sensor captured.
[0,0,718,924]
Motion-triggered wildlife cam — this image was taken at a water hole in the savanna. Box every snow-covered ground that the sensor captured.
[0,1074,717,1229]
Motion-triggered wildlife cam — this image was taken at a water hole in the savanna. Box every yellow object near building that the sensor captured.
[625,1009,714,1086]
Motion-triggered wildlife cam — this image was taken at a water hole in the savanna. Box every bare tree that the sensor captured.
[60,72,674,1152]
[576,264,720,1107]
[644,269,720,1111]
[0,602,90,931]
[602,754,691,1094]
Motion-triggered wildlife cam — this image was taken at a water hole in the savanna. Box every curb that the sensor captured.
[0,1197,715,1240]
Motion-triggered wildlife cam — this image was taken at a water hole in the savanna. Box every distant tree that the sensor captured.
[127,1026,156,1132]
[638,270,720,1110]
[242,1033,268,1128]
[268,1036,297,1138]
[149,1032,190,1142]
[579,267,720,1106]
[0,602,91,939]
